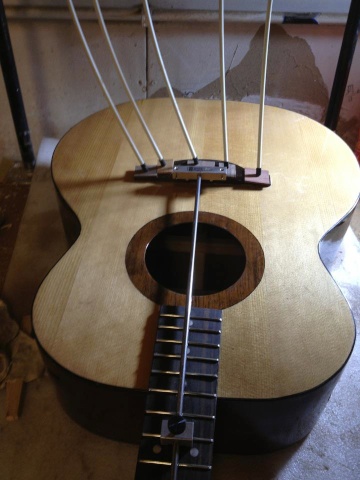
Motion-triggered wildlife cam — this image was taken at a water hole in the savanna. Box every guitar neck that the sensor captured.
[135,305,222,479]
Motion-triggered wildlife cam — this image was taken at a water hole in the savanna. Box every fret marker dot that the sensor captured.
[190,448,199,457]
[189,320,193,326]
[153,444,162,454]
[187,347,190,354]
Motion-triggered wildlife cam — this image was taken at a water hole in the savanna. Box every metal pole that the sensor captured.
[0,0,35,169]
[325,0,360,131]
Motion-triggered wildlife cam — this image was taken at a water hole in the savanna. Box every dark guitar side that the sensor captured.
[38,337,345,454]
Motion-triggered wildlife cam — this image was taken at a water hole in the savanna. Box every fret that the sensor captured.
[190,327,221,335]
[179,463,211,471]
[149,388,217,399]
[138,459,212,471]
[158,325,222,335]
[183,391,216,399]
[154,342,219,361]
[156,325,221,347]
[146,392,216,418]
[159,314,221,323]
[160,315,221,323]
[157,325,221,337]
[142,433,214,444]
[159,317,221,325]
[135,464,213,480]
[151,356,219,377]
[139,460,172,467]
[156,339,220,349]
[145,410,216,421]
[158,317,222,332]
[151,369,218,380]
[149,375,217,397]
[159,316,222,329]
[160,313,222,323]
[154,353,219,363]
[182,372,218,380]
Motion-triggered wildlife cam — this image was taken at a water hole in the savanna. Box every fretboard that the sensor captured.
[135,305,222,480]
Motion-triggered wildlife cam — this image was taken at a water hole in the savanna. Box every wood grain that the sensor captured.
[33,98,360,401]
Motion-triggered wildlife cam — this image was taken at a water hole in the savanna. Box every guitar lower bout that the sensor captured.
[33,99,360,459]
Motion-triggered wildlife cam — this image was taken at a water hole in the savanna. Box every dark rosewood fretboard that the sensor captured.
[135,305,222,480]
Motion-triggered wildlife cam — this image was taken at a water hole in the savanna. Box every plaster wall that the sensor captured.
[0,18,146,162]
[1,11,359,163]
[148,22,360,149]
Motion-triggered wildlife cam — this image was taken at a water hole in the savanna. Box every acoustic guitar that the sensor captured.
[32,95,360,478]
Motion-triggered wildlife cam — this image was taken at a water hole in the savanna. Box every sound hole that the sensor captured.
[145,223,246,295]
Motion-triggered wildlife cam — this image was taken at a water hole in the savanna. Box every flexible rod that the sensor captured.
[170,443,179,480]
[67,0,147,169]
[142,0,198,162]
[177,175,202,416]
[257,0,273,172]
[219,0,229,165]
[93,0,165,165]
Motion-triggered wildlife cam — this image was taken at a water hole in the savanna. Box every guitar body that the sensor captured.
[33,99,359,457]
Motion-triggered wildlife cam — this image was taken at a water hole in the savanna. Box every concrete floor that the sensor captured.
[0,142,359,480]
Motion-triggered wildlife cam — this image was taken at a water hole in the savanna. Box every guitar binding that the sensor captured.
[134,159,271,188]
